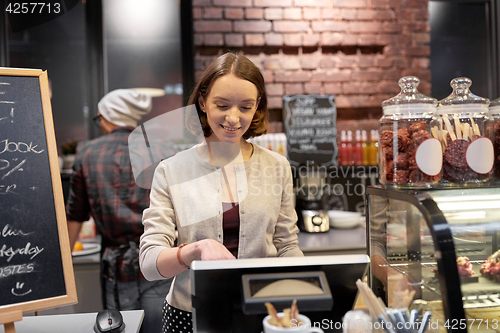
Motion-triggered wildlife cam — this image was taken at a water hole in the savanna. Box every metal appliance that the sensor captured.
[295,168,329,233]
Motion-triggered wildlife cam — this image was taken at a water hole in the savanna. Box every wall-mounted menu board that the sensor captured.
[282,95,338,167]
[0,68,76,315]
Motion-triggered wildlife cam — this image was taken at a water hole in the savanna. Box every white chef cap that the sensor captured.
[98,89,152,128]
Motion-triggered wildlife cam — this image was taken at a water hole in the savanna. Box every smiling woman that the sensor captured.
[139,52,303,333]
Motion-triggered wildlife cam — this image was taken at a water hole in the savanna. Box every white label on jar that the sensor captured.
[416,138,442,176]
[466,137,494,174]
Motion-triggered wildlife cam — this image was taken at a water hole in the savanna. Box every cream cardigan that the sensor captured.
[139,143,303,312]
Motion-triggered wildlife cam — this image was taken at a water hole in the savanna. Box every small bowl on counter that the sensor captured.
[327,210,364,229]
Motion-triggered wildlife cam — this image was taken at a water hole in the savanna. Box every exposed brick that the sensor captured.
[375,56,393,68]
[254,0,292,6]
[342,34,358,45]
[246,55,263,69]
[360,81,378,94]
[378,34,398,45]
[406,46,430,57]
[412,57,430,69]
[194,34,203,46]
[302,33,320,47]
[405,0,428,8]
[312,21,348,32]
[283,33,302,46]
[265,33,284,46]
[264,56,282,70]
[321,32,343,45]
[304,82,322,94]
[301,54,321,70]
[333,0,368,8]
[337,55,356,68]
[381,69,401,81]
[245,34,265,46]
[412,8,429,21]
[375,9,396,20]
[417,81,431,96]
[245,8,264,20]
[262,70,274,83]
[414,32,430,44]
[377,80,399,94]
[350,21,383,33]
[204,33,224,46]
[268,96,283,109]
[335,95,372,108]
[320,56,338,69]
[303,8,321,20]
[204,8,223,19]
[356,9,377,20]
[342,9,357,20]
[294,0,331,7]
[358,34,378,45]
[267,83,284,96]
[225,34,244,47]
[193,8,202,19]
[358,55,375,68]
[324,82,342,95]
[407,22,429,33]
[274,71,312,82]
[264,8,283,20]
[285,83,304,95]
[274,21,310,32]
[343,82,362,94]
[370,0,401,8]
[282,56,301,70]
[283,8,302,20]
[383,22,403,33]
[194,21,232,33]
[213,0,252,6]
[192,0,211,6]
[322,8,342,19]
[351,69,383,81]
[312,70,351,82]
[383,45,403,56]
[224,8,244,19]
[234,21,272,32]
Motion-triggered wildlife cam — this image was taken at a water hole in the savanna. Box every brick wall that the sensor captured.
[192,0,431,131]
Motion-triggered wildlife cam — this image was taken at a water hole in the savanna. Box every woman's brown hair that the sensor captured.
[186,52,268,139]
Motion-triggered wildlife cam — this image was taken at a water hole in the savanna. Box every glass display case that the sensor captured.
[367,185,500,333]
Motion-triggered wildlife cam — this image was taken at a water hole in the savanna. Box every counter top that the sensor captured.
[1,310,144,333]
[71,224,367,264]
[298,224,367,255]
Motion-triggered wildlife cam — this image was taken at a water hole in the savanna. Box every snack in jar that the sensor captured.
[379,76,442,187]
[437,77,493,185]
[489,97,500,181]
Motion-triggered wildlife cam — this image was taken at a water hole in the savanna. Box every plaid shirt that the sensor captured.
[66,127,150,282]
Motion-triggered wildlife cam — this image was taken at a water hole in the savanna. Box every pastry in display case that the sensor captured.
[367,185,500,333]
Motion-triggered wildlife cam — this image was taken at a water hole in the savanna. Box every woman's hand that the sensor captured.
[195,239,236,261]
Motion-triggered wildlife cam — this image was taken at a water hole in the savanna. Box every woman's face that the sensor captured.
[199,73,259,147]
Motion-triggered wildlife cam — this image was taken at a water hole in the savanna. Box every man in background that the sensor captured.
[66,89,172,333]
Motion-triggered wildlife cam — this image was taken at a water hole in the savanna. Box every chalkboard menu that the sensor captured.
[0,69,76,316]
[282,95,338,167]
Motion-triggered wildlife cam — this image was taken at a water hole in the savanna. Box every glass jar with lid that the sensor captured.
[437,77,493,185]
[488,97,500,181]
[379,76,442,187]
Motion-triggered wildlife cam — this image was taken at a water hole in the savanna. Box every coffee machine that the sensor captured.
[295,168,329,233]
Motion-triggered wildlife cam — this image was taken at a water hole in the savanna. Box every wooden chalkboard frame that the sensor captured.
[0,68,77,316]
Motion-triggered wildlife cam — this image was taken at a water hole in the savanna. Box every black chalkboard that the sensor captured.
[282,95,338,167]
[0,69,76,316]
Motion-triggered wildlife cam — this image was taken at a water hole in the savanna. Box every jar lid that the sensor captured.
[382,76,437,114]
[489,97,500,115]
[437,77,489,114]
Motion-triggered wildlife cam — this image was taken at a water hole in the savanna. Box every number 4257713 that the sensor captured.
[5,2,61,14]
[444,319,498,330]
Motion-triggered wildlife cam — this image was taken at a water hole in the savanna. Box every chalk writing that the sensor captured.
[11,282,32,297]
[0,263,35,278]
[0,242,44,262]
[2,224,31,237]
[0,158,26,180]
[0,107,14,123]
[0,139,45,155]
[0,184,17,195]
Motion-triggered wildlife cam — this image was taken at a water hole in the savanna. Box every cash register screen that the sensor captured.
[190,254,369,333]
